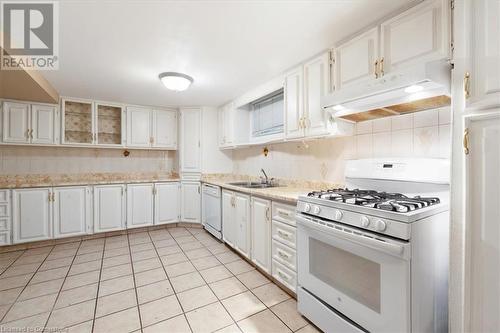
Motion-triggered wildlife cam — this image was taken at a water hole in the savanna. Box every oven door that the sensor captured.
[297,214,411,333]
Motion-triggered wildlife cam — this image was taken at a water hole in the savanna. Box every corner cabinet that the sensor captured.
[179,108,202,173]
[12,188,52,243]
[94,184,126,233]
[251,197,272,273]
[181,181,201,224]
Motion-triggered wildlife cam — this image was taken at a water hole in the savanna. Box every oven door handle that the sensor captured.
[296,215,409,258]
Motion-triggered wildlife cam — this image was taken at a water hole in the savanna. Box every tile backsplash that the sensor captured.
[0,146,175,175]
[232,107,451,184]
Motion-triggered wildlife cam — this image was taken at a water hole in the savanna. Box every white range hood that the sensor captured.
[322,60,451,122]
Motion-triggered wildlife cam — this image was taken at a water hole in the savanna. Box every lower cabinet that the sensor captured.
[12,188,52,244]
[251,197,272,273]
[0,190,11,246]
[222,190,251,258]
[181,181,201,223]
[94,184,126,233]
[222,190,235,247]
[126,183,154,229]
[53,186,91,238]
[155,182,180,225]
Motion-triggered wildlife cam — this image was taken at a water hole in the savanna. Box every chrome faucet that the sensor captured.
[260,169,269,184]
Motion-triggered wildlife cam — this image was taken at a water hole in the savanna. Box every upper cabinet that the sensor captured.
[218,102,235,147]
[62,99,95,145]
[153,109,177,148]
[126,107,177,149]
[284,66,304,139]
[127,106,152,147]
[180,107,202,174]
[96,102,124,146]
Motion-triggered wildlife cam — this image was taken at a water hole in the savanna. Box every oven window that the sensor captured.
[309,238,381,313]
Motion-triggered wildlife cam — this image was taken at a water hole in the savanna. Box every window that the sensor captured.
[251,90,284,137]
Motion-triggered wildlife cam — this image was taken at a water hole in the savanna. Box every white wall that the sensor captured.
[232,107,451,184]
[0,146,175,174]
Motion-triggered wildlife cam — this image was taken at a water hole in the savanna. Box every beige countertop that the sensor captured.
[0,172,180,189]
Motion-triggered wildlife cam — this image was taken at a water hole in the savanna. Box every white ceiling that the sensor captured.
[44,0,413,108]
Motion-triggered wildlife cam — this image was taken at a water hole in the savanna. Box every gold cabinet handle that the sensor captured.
[464,72,471,99]
[379,57,384,76]
[26,129,30,139]
[277,250,289,259]
[374,60,379,78]
[463,128,470,155]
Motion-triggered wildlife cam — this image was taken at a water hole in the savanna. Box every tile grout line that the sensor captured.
[126,230,145,333]
[87,237,107,333]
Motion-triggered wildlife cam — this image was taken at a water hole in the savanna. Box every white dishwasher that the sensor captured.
[202,183,222,240]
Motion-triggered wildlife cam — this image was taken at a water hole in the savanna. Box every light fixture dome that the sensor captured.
[159,72,193,91]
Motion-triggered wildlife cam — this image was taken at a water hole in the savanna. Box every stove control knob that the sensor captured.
[334,210,343,221]
[313,206,321,214]
[360,216,370,227]
[304,204,311,213]
[374,219,387,231]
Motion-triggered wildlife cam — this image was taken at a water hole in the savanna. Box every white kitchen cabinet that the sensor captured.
[127,106,152,147]
[180,108,202,173]
[155,182,180,225]
[53,186,91,238]
[12,188,52,243]
[251,196,272,273]
[218,108,226,147]
[334,27,379,89]
[380,0,450,74]
[0,190,11,246]
[127,183,154,229]
[152,109,177,149]
[465,112,500,332]
[31,104,57,144]
[234,192,251,258]
[219,102,235,147]
[3,102,30,143]
[222,190,236,247]
[94,185,125,233]
[284,66,304,139]
[181,181,201,223]
[304,52,331,137]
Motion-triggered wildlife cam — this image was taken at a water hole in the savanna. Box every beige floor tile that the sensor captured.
[46,248,78,260]
[143,314,191,333]
[98,275,134,297]
[200,265,233,283]
[95,289,137,318]
[55,283,98,309]
[139,295,183,327]
[161,252,189,266]
[131,249,157,262]
[19,278,64,301]
[177,285,218,312]
[69,260,101,276]
[93,307,141,333]
[210,277,248,300]
[0,287,23,306]
[104,240,129,250]
[65,320,93,333]
[179,241,204,251]
[175,235,197,244]
[156,245,182,256]
[102,254,131,268]
[2,293,57,323]
[207,243,231,255]
[185,248,212,260]
[39,257,74,271]
[73,251,103,265]
[236,270,270,289]
[221,291,266,321]
[295,324,322,333]
[170,271,206,293]
[215,324,243,333]
[0,304,10,319]
[137,280,174,304]
[134,267,167,287]
[0,273,33,291]
[1,262,40,277]
[100,263,133,281]
[130,242,155,253]
[0,312,50,331]
[191,256,221,271]
[225,260,255,275]
[30,266,70,284]
[132,257,162,273]
[165,261,196,278]
[237,309,292,333]
[62,270,100,290]
[252,283,290,307]
[215,251,241,264]
[270,299,308,331]
[46,299,96,329]
[185,302,234,333]
[13,253,48,265]
[103,246,130,259]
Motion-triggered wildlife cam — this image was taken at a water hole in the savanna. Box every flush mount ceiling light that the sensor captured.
[159,72,193,92]
[404,85,424,94]
[332,104,346,111]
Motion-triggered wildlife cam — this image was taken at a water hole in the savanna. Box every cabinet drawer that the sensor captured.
[0,231,11,246]
[272,202,296,226]
[272,259,297,293]
[0,203,9,217]
[272,240,297,271]
[0,190,10,203]
[0,217,10,231]
[272,220,297,249]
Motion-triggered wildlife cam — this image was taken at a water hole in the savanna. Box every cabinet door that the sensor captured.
[251,197,271,273]
[3,102,30,143]
[234,192,251,258]
[334,27,379,89]
[180,108,201,172]
[126,107,152,147]
[155,182,180,225]
[152,109,177,148]
[466,113,500,332]
[304,52,330,137]
[181,182,201,223]
[12,188,51,243]
[380,0,449,74]
[127,183,154,229]
[94,185,125,233]
[218,108,226,147]
[53,187,91,238]
[222,190,235,247]
[285,67,304,139]
[31,104,56,144]
[223,103,235,145]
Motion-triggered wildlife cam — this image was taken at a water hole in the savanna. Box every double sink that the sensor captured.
[229,181,280,189]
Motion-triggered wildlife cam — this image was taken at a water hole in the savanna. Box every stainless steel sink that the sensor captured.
[228,181,279,189]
